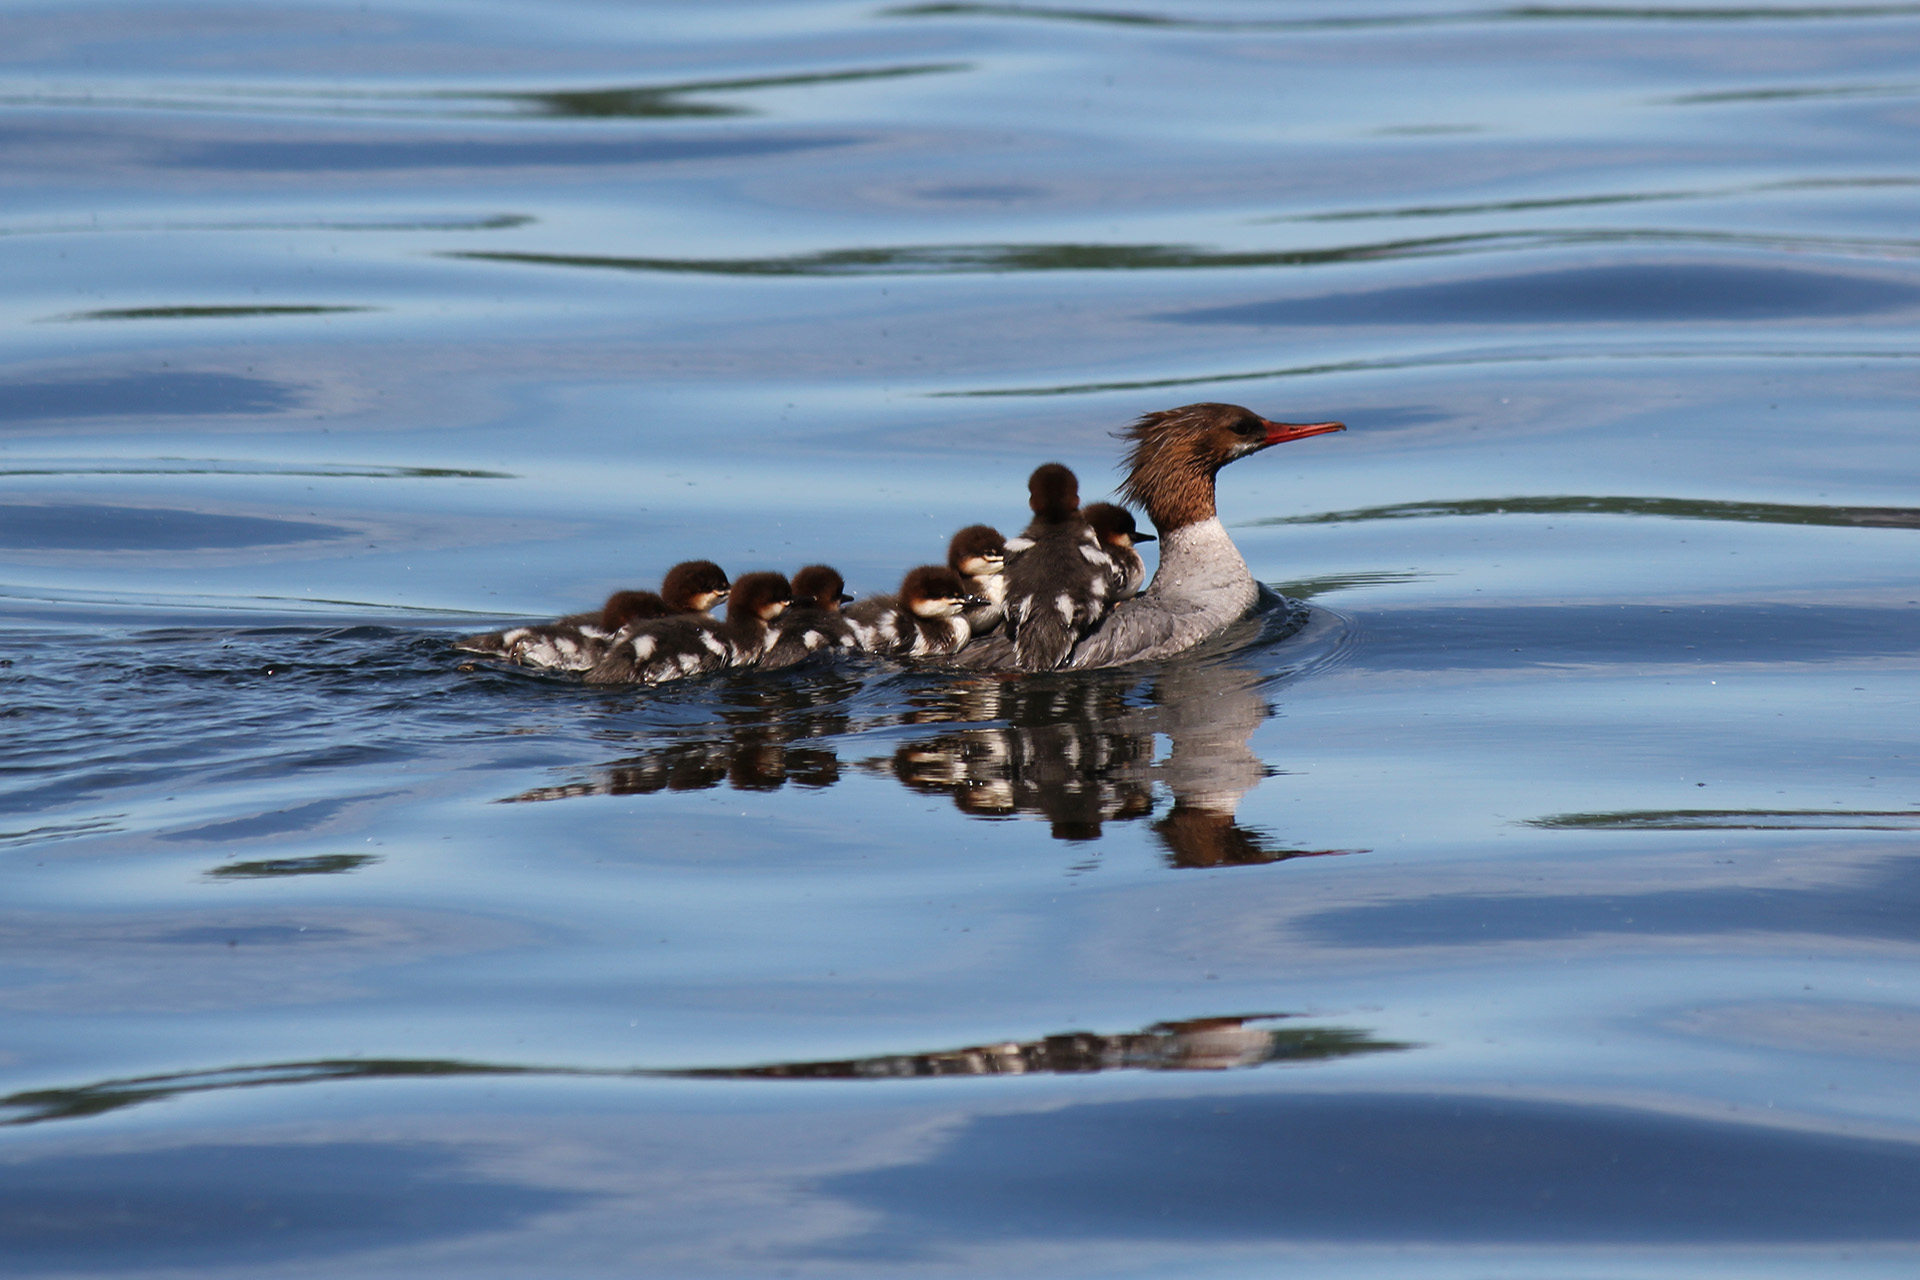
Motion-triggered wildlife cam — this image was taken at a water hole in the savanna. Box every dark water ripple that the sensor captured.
[0,373,301,421]
[0,1016,1404,1128]
[0,64,966,122]
[1529,807,1920,829]
[1278,176,1920,223]
[1263,494,1920,530]
[448,230,1920,278]
[886,3,1920,29]
[45,305,375,323]
[936,344,1920,397]
[166,132,863,173]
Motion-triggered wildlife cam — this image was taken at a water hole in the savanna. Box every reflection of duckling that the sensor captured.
[947,524,1009,636]
[1083,502,1153,598]
[763,564,860,670]
[454,560,730,672]
[501,671,859,803]
[677,1013,1397,1079]
[1001,463,1117,671]
[846,565,984,658]
[585,572,791,685]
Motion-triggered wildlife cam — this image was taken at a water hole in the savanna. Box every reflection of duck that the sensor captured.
[586,572,792,685]
[958,404,1342,671]
[0,1015,1408,1126]
[679,1014,1404,1079]
[454,560,730,672]
[500,671,860,802]
[886,676,1155,840]
[503,608,1360,865]
[881,632,1362,865]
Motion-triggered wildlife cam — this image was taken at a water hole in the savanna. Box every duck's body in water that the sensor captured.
[1067,404,1342,669]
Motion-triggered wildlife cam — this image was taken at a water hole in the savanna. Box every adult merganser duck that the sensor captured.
[454,560,731,672]
[952,404,1342,671]
[762,564,860,669]
[946,524,1009,636]
[1065,402,1342,669]
[585,571,792,685]
[1083,501,1154,598]
[845,565,985,658]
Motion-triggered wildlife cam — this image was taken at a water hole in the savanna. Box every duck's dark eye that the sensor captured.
[1235,417,1263,436]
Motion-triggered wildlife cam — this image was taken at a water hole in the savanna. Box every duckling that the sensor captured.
[585,571,792,685]
[946,524,1009,636]
[845,565,984,658]
[1083,501,1154,599]
[455,560,731,672]
[1000,462,1117,671]
[577,560,732,629]
[762,564,861,669]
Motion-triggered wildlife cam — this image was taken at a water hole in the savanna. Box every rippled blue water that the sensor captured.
[4,2,1919,1275]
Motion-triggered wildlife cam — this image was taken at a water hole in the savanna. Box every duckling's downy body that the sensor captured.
[455,560,730,672]
[999,464,1126,672]
[586,571,792,685]
[947,524,1009,636]
[1083,502,1153,599]
[762,564,860,669]
[846,565,983,658]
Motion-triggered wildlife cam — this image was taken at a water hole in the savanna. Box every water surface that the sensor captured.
[3,1,1919,1276]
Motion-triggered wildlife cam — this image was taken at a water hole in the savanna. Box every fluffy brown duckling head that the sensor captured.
[661,560,732,615]
[946,524,1008,579]
[790,564,853,612]
[1082,501,1155,549]
[899,565,985,619]
[727,571,793,625]
[1026,462,1081,523]
[599,589,670,630]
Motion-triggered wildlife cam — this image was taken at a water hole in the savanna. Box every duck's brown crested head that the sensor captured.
[1117,403,1343,532]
